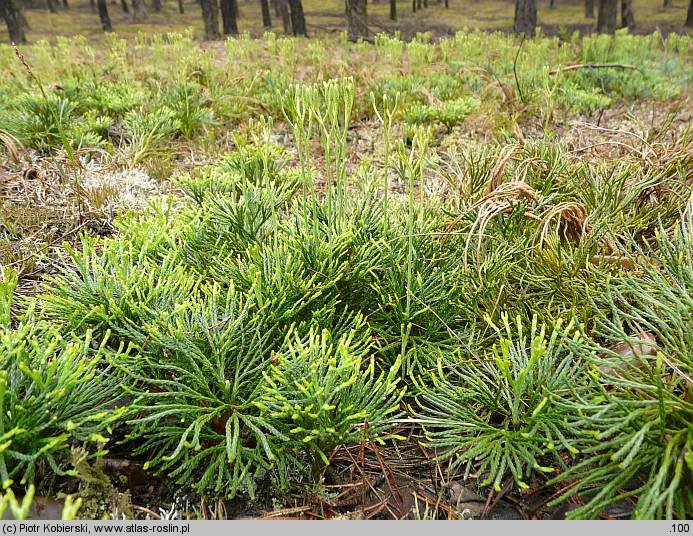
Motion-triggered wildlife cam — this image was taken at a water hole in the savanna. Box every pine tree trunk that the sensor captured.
[346,0,367,40]
[412,0,415,12]
[663,0,672,7]
[423,0,428,6]
[585,0,594,18]
[17,3,27,28]
[620,0,634,28]
[47,0,57,13]
[513,0,536,36]
[121,0,129,12]
[260,0,271,26]
[62,0,68,8]
[445,0,449,6]
[178,0,183,12]
[597,0,616,33]
[549,0,555,7]
[90,0,95,12]
[277,0,290,32]
[389,0,395,19]
[1,0,27,43]
[152,0,161,11]
[97,0,112,31]
[200,0,220,38]
[220,0,238,34]
[288,0,306,35]
[131,0,145,18]
[686,0,693,26]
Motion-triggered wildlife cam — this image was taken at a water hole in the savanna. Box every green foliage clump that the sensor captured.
[0,94,111,151]
[0,485,82,520]
[404,97,480,131]
[61,80,147,117]
[40,236,198,339]
[121,106,180,165]
[159,81,217,139]
[552,224,693,520]
[34,143,410,498]
[558,81,612,112]
[122,284,289,498]
[177,141,298,204]
[417,314,586,492]
[0,486,35,520]
[259,326,405,465]
[0,272,125,487]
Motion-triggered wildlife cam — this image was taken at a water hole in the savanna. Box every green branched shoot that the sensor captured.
[122,284,289,499]
[550,221,693,520]
[0,317,126,487]
[258,325,405,467]
[417,314,586,492]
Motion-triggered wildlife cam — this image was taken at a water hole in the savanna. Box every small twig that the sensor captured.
[260,506,312,519]
[130,504,162,520]
[414,491,456,520]
[369,434,403,518]
[596,108,605,127]
[482,478,513,518]
[572,121,655,159]
[549,63,638,75]
[359,422,368,517]
[572,121,649,145]
[659,354,693,385]
[567,140,646,157]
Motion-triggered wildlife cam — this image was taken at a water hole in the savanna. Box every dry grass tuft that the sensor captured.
[484,144,518,195]
[0,130,26,164]
[449,180,541,273]
[536,201,590,249]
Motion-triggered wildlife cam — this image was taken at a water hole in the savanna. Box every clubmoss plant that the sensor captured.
[1,285,126,488]
[551,221,693,520]
[258,325,405,469]
[417,314,586,492]
[5,30,692,517]
[371,91,399,227]
[122,283,289,499]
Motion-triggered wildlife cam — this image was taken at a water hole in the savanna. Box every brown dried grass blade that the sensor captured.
[0,129,26,164]
[484,144,517,195]
[536,201,589,249]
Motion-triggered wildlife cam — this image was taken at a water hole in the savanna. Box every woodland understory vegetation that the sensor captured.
[0,30,691,520]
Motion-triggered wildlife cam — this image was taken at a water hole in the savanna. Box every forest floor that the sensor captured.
[0,30,692,520]
[1,0,691,44]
